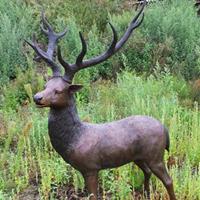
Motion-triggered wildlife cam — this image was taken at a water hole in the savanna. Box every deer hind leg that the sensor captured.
[134,160,152,199]
[148,161,176,200]
[83,172,98,200]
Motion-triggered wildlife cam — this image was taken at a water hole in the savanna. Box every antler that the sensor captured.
[58,1,146,82]
[25,11,67,76]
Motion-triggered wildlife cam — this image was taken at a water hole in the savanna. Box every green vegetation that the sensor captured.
[1,0,200,84]
[0,0,35,84]
[0,0,200,199]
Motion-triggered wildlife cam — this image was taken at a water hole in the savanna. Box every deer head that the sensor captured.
[26,2,145,108]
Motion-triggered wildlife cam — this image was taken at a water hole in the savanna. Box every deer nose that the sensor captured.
[33,95,43,103]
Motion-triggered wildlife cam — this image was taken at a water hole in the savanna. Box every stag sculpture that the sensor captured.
[26,3,176,200]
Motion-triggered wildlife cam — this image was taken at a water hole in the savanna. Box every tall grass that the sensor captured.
[0,71,199,199]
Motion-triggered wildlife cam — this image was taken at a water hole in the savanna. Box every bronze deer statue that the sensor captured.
[26,2,176,200]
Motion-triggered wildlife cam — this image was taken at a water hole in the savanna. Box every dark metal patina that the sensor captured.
[26,2,176,199]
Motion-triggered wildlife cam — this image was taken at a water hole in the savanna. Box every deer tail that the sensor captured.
[164,126,170,152]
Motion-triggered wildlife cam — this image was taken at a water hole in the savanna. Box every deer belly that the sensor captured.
[99,147,135,169]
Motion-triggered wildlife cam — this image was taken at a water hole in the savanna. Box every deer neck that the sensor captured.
[49,96,81,126]
[48,96,82,156]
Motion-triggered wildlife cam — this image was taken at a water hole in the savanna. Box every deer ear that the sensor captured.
[68,84,83,93]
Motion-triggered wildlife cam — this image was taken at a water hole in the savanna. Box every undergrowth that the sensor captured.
[0,0,35,84]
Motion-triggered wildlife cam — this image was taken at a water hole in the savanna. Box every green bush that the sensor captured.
[25,0,121,32]
[141,0,200,79]
[0,0,35,84]
[0,68,44,111]
[106,0,200,80]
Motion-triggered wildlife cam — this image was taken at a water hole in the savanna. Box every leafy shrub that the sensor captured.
[0,0,36,84]
[107,0,200,80]
[24,0,122,32]
[0,68,44,111]
[141,0,200,79]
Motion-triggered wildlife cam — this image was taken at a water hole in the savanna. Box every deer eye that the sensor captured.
[55,90,63,94]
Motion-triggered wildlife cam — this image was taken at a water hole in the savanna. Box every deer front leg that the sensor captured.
[83,172,98,200]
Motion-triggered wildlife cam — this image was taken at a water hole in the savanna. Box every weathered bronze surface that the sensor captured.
[26,1,176,199]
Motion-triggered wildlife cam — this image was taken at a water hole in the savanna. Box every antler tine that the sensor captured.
[76,32,87,67]
[61,22,118,73]
[41,11,68,40]
[115,1,145,50]
[40,10,53,34]
[131,0,146,25]
[57,32,88,81]
[40,11,67,58]
[107,22,118,53]
[75,22,118,69]
[58,46,78,82]
[57,46,70,68]
[25,34,61,76]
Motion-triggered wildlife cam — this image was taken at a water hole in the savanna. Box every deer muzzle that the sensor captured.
[33,94,43,105]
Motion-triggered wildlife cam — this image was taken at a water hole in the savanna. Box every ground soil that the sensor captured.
[17,183,146,200]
